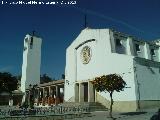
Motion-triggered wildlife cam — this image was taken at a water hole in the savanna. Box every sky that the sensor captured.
[0,0,160,79]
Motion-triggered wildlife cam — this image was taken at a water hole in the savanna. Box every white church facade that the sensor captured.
[64,28,160,111]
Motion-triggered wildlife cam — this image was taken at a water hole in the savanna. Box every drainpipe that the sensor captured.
[134,64,141,110]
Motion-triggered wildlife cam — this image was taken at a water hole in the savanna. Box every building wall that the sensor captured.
[21,35,42,92]
[65,28,160,111]
[65,29,112,101]
[96,53,136,101]
[76,29,111,81]
[64,28,136,102]
[134,58,160,101]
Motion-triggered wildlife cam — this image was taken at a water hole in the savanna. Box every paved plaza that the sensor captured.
[65,108,158,120]
[0,106,159,120]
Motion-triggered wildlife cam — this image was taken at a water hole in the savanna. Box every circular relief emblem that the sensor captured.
[81,46,91,64]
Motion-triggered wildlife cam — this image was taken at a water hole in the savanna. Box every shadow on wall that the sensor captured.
[134,58,160,110]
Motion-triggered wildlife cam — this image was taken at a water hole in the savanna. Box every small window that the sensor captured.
[151,49,155,56]
[135,44,140,52]
[116,39,121,46]
[23,46,27,51]
[25,38,28,43]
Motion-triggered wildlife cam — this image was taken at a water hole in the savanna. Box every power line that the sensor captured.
[53,4,159,38]
[61,5,159,38]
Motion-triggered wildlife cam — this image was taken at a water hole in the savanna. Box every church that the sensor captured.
[64,28,160,111]
[19,28,160,111]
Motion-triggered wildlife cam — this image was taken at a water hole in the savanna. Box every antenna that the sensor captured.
[32,30,35,36]
[84,14,88,28]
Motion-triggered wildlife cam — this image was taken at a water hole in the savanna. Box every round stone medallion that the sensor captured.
[81,46,91,64]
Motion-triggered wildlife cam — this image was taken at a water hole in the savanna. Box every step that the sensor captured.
[60,102,108,112]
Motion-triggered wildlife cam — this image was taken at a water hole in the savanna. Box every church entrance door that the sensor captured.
[83,83,88,102]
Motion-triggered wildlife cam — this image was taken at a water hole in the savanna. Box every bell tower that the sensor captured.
[21,33,42,93]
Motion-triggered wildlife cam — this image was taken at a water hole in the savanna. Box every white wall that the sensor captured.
[64,29,137,102]
[64,29,112,101]
[97,53,136,101]
[21,35,42,92]
[64,48,77,101]
[76,29,111,81]
[65,28,160,102]
[134,58,160,100]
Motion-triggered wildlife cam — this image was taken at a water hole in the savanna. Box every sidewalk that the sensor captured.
[0,106,158,120]
[65,108,158,120]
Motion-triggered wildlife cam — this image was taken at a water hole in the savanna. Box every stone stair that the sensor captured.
[88,102,108,111]
[60,102,108,112]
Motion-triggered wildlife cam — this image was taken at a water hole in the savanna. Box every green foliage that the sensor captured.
[40,74,53,84]
[61,74,65,79]
[92,74,126,93]
[92,73,126,118]
[29,95,34,109]
[0,72,18,92]
[22,101,29,109]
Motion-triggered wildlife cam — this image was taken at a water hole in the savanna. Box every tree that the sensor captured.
[92,74,126,118]
[40,74,53,84]
[16,75,21,81]
[0,72,18,92]
[61,74,65,79]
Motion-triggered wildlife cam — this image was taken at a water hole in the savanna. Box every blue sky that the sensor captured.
[0,0,160,79]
